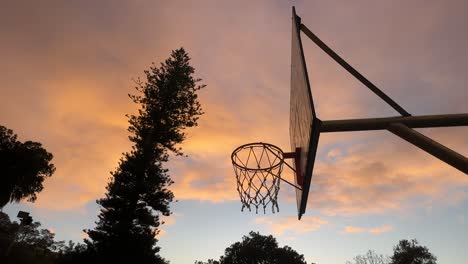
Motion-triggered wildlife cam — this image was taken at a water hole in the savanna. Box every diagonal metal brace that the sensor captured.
[299,23,411,117]
[387,123,468,174]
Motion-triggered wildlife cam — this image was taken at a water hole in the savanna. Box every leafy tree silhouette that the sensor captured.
[0,126,55,208]
[197,231,308,264]
[194,260,220,264]
[390,239,437,264]
[0,212,64,263]
[85,48,205,263]
[55,241,89,264]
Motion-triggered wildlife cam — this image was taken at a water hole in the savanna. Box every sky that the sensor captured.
[1,0,467,263]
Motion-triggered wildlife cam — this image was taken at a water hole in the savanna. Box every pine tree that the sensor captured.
[85,48,204,263]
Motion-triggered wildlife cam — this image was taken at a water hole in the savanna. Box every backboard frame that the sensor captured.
[290,7,321,219]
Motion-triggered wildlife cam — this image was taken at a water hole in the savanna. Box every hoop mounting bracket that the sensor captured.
[283,147,303,188]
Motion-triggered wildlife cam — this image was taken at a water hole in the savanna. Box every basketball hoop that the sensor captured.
[231,142,301,214]
[230,7,468,220]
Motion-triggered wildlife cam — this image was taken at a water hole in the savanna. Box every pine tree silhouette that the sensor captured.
[85,48,205,263]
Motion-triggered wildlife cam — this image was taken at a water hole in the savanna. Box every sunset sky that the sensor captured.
[1,1,467,263]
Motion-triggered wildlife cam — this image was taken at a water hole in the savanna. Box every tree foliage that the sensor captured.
[194,260,220,264]
[55,241,89,264]
[85,48,205,263]
[0,126,55,208]
[197,231,307,264]
[0,212,64,263]
[390,239,437,264]
[347,239,437,264]
[346,250,390,264]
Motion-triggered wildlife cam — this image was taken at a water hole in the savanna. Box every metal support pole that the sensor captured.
[283,148,303,187]
[299,23,411,117]
[387,123,468,174]
[264,146,303,191]
[320,113,468,133]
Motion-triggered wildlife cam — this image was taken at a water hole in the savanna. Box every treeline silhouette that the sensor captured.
[0,211,82,263]
[346,239,437,264]
[195,232,437,264]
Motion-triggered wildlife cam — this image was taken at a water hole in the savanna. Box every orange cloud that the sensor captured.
[157,229,166,238]
[254,216,328,236]
[305,129,468,216]
[161,213,180,226]
[344,225,393,234]
[344,226,365,233]
[79,232,89,239]
[369,225,393,234]
[157,213,181,238]
[169,154,238,203]
[0,1,466,222]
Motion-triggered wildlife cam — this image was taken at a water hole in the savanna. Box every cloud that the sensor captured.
[161,213,181,226]
[0,0,466,222]
[157,229,167,237]
[307,130,468,216]
[0,13,291,208]
[369,225,393,234]
[157,213,182,238]
[79,232,89,239]
[344,226,365,233]
[344,225,393,234]
[254,216,328,236]
[169,155,238,203]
